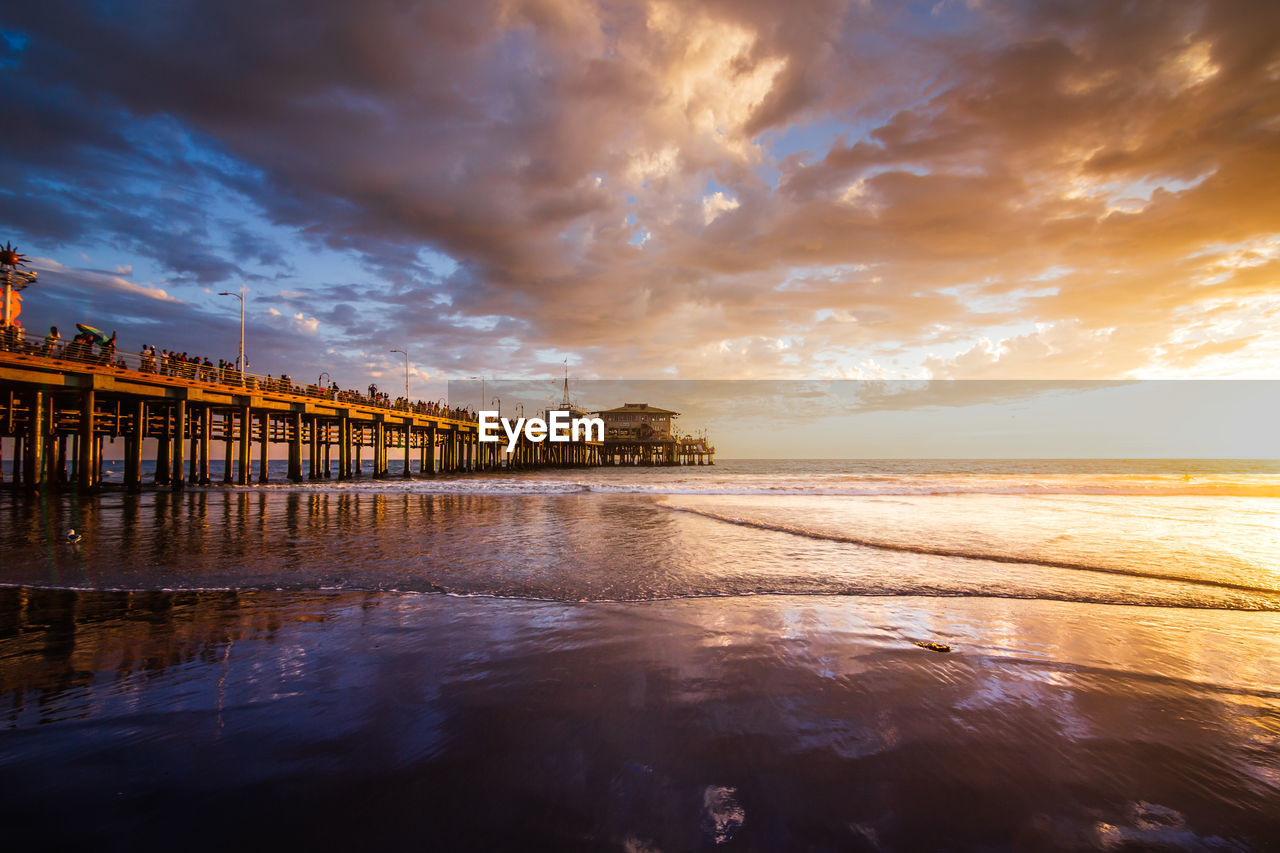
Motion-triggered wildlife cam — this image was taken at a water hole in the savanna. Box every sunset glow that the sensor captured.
[2,5,1280,846]
[2,0,1277,391]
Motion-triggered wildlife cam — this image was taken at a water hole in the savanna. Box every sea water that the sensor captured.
[1,459,1277,849]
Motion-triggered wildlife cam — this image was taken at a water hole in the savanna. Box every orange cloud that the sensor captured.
[2,0,1277,381]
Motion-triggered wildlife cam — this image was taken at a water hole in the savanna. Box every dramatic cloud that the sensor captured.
[1,0,1277,392]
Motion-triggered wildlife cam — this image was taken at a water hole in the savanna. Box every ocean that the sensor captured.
[1,459,1278,849]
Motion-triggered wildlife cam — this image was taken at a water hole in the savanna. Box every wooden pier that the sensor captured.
[602,436,715,466]
[0,338,603,491]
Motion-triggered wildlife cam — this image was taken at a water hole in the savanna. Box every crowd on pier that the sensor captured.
[0,323,479,421]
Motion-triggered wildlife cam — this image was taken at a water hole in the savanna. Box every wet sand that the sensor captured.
[2,587,1277,850]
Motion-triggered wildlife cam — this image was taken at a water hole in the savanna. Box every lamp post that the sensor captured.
[469,376,485,414]
[217,288,246,371]
[390,349,409,408]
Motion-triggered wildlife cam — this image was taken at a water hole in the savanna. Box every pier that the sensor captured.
[602,435,716,466]
[0,332,603,491]
[598,402,715,466]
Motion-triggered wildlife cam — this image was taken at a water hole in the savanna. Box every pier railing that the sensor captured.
[2,331,608,490]
[0,327,476,421]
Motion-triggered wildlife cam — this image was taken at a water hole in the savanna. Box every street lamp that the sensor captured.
[217,288,246,371]
[390,349,409,408]
[491,397,501,419]
[468,376,485,414]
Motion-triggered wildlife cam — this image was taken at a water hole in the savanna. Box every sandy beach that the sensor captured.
[2,586,1278,850]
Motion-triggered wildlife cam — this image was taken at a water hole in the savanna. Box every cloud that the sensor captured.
[702,191,740,225]
[0,0,1276,383]
[29,257,185,306]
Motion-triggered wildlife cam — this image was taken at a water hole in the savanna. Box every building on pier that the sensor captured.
[597,402,714,466]
[598,402,677,441]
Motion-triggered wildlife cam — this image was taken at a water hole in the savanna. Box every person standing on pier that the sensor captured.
[42,325,60,355]
[100,331,116,366]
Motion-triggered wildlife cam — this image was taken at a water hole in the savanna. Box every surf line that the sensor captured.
[666,505,1278,597]
[478,410,604,453]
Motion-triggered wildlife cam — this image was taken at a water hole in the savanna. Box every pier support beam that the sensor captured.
[403,420,412,477]
[223,413,234,483]
[56,434,68,485]
[171,399,185,489]
[188,409,198,485]
[339,417,351,479]
[42,395,57,487]
[237,405,251,486]
[258,411,269,483]
[322,425,331,478]
[25,389,44,489]
[79,389,95,490]
[289,412,303,483]
[125,400,144,491]
[183,414,195,484]
[309,417,320,481]
[199,406,211,484]
[334,418,344,479]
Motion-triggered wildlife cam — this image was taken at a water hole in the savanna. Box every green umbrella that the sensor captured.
[76,323,108,344]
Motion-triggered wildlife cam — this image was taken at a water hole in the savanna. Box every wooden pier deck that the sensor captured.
[0,337,603,490]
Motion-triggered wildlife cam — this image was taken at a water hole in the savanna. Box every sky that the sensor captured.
[455,379,1280,458]
[1,0,1278,408]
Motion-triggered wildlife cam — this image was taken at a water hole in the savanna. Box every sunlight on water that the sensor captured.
[663,492,1280,595]
[3,460,1280,611]
[1,459,1278,848]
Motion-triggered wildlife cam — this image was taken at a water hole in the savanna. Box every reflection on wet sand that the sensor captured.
[1,587,1277,849]
[1,490,702,596]
[0,587,354,720]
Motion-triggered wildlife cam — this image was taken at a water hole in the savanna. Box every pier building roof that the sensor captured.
[596,403,678,416]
